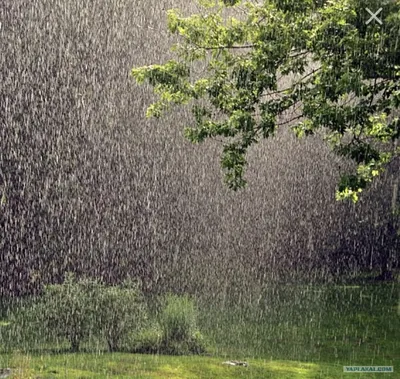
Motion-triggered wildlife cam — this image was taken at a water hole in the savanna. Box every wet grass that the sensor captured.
[198,282,399,377]
[0,352,357,378]
[0,283,398,378]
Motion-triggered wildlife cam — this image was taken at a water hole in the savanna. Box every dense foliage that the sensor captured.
[132,0,400,203]
[157,294,206,355]
[2,279,206,355]
[21,274,147,352]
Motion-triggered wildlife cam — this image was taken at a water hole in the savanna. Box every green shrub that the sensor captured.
[20,273,147,352]
[159,294,196,342]
[31,273,102,352]
[159,329,207,355]
[157,294,207,355]
[96,280,147,352]
[129,323,163,354]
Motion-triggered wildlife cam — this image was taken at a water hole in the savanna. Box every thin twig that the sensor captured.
[277,114,304,126]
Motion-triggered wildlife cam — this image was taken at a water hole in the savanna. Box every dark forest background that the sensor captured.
[1,0,398,298]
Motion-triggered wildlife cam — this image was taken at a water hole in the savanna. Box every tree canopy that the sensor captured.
[132,0,400,203]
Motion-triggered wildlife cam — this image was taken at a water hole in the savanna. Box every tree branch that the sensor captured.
[277,114,304,126]
[195,43,255,50]
[263,66,322,97]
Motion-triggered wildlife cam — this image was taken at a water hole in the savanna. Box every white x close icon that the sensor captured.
[365,8,383,25]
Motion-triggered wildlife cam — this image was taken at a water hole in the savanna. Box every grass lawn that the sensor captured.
[0,282,398,378]
[0,352,357,378]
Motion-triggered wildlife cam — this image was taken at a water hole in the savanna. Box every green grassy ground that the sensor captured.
[198,283,400,363]
[0,352,363,378]
[0,283,398,378]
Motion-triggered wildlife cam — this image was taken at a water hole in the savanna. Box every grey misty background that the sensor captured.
[0,0,398,298]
